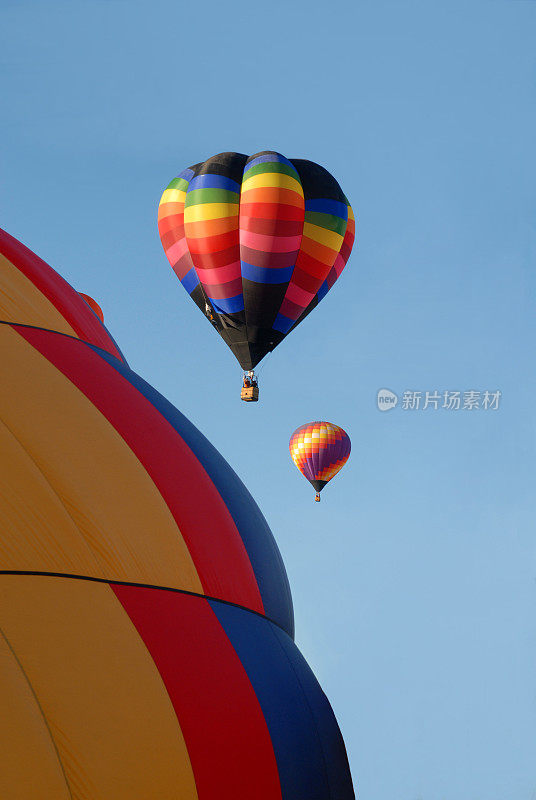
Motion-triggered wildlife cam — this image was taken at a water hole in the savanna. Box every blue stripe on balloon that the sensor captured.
[175,167,195,182]
[187,173,241,192]
[316,280,329,302]
[305,198,348,219]
[181,267,199,294]
[209,600,355,800]
[241,262,294,284]
[272,313,294,334]
[89,344,294,637]
[208,294,244,314]
[244,153,298,174]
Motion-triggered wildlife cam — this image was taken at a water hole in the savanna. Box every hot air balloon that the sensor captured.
[79,292,105,323]
[290,421,351,502]
[158,151,356,401]
[0,228,355,799]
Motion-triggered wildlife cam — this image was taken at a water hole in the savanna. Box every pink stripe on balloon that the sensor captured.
[166,238,188,264]
[333,252,345,279]
[196,262,242,285]
[284,282,315,306]
[239,230,301,253]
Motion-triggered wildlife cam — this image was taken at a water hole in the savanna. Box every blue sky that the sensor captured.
[2,1,536,797]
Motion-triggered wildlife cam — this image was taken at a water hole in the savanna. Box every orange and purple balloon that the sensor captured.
[290,421,351,501]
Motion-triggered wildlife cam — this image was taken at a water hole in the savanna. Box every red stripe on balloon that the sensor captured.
[111,585,283,800]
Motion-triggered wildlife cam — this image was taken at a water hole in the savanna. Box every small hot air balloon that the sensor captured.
[289,421,351,501]
[158,151,355,401]
[79,292,105,323]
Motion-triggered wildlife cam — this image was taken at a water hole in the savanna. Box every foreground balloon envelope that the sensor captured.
[290,421,351,497]
[158,151,356,370]
[0,228,355,799]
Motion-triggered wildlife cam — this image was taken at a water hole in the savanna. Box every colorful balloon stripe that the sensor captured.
[158,168,199,295]
[112,585,283,800]
[291,204,356,330]
[93,342,294,636]
[158,151,355,369]
[211,599,355,800]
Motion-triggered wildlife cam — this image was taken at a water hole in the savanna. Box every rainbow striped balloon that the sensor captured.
[290,421,351,500]
[158,151,355,370]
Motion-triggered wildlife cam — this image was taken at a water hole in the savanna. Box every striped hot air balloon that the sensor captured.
[290,421,351,501]
[158,151,355,398]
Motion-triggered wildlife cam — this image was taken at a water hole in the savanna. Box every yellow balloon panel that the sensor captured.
[0,632,72,800]
[0,575,198,800]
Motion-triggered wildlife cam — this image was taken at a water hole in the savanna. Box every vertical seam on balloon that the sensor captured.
[0,626,75,800]
[272,157,306,329]
[239,156,251,352]
[178,171,210,312]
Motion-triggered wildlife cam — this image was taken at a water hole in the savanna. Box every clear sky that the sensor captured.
[2,1,536,798]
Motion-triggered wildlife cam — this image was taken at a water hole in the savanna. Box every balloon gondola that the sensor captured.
[158,151,356,401]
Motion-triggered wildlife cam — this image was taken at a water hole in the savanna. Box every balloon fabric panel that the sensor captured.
[0,575,199,800]
[158,152,355,369]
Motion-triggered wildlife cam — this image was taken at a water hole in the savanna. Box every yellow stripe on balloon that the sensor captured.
[302,223,344,251]
[159,188,187,205]
[241,172,304,195]
[299,236,338,266]
[184,203,239,224]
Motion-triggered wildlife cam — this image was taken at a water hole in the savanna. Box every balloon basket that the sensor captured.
[241,386,259,402]
[314,493,321,502]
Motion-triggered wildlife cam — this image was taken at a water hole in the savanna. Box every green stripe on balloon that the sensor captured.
[304,211,348,235]
[243,162,301,181]
[184,189,240,207]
